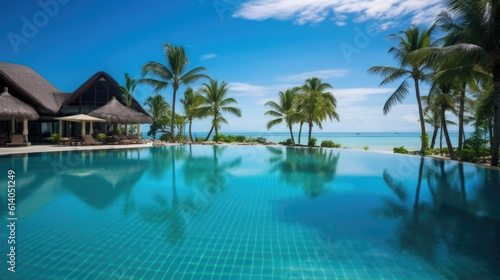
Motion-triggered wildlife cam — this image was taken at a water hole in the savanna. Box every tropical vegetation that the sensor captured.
[370,0,499,166]
[263,77,339,146]
[197,80,242,141]
[141,43,209,142]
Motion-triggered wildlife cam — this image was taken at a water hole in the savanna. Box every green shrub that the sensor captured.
[442,147,449,155]
[235,135,246,142]
[321,140,341,148]
[196,137,204,143]
[96,133,106,142]
[279,139,293,145]
[455,149,478,162]
[48,133,61,144]
[308,137,317,147]
[423,148,432,155]
[420,133,429,149]
[245,136,255,143]
[255,137,267,144]
[457,132,489,162]
[159,133,171,142]
[112,128,121,135]
[213,134,226,142]
[363,145,369,151]
[393,146,409,154]
[432,148,440,155]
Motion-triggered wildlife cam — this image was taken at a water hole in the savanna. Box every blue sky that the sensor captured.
[2,0,459,133]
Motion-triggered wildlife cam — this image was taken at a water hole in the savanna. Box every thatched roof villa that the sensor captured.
[0,62,150,143]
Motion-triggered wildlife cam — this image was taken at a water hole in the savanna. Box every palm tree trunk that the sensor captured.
[289,125,295,144]
[491,63,500,166]
[414,78,426,152]
[171,87,178,142]
[430,126,438,149]
[189,119,193,142]
[441,107,457,160]
[205,124,214,141]
[458,83,466,150]
[489,125,494,148]
[298,122,303,144]
[308,121,313,144]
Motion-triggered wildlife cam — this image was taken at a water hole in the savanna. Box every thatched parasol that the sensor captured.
[55,114,105,136]
[0,87,39,121]
[0,87,39,139]
[88,96,152,124]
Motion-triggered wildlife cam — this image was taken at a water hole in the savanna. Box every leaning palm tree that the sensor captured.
[368,25,438,152]
[424,111,441,150]
[265,88,299,144]
[198,80,242,141]
[141,43,209,142]
[299,78,339,144]
[429,0,500,165]
[180,87,204,142]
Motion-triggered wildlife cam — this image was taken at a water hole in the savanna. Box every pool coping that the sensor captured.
[0,142,181,156]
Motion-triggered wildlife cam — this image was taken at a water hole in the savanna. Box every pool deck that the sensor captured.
[0,142,180,156]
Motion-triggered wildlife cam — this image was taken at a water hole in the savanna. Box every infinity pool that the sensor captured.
[1,146,499,279]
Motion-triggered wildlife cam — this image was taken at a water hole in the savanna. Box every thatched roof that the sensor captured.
[0,62,66,113]
[0,87,40,121]
[88,97,153,124]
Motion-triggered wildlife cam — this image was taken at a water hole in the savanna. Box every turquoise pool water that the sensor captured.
[0,145,499,279]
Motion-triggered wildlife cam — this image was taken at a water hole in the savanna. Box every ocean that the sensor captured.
[185,132,470,152]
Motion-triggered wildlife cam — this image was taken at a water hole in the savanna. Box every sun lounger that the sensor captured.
[82,135,102,145]
[127,134,147,144]
[6,135,27,147]
[114,135,132,145]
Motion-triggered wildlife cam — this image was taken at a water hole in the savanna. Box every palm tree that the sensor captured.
[264,88,299,144]
[143,94,170,122]
[141,43,209,142]
[368,25,438,152]
[143,94,171,139]
[474,87,494,147]
[424,111,440,150]
[198,80,242,141]
[180,87,203,142]
[119,73,137,108]
[430,0,500,166]
[423,96,458,150]
[298,78,339,144]
[119,73,138,134]
[428,84,459,160]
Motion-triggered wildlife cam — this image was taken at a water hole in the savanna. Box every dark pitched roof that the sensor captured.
[64,71,150,115]
[0,62,66,113]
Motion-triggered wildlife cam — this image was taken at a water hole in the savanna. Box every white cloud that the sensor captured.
[228,82,274,97]
[200,53,217,60]
[333,88,395,105]
[402,113,420,124]
[277,69,349,81]
[233,0,444,26]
